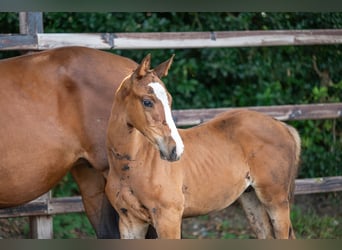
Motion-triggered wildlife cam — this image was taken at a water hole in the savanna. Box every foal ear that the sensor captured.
[154,54,175,78]
[135,53,152,78]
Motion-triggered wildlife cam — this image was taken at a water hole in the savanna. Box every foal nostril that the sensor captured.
[169,146,178,161]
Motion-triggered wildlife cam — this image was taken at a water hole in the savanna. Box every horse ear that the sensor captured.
[135,53,151,78]
[154,54,175,78]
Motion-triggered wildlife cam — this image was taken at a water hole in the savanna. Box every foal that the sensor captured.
[105,54,301,239]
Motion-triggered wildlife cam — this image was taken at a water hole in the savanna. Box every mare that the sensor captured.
[0,46,157,238]
[105,54,301,239]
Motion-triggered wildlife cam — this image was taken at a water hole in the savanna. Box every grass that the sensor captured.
[53,213,96,239]
[291,205,341,239]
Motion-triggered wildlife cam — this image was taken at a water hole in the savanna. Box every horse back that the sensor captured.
[4,46,137,165]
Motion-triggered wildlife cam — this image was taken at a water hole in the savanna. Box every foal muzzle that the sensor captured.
[159,146,180,162]
[157,137,183,162]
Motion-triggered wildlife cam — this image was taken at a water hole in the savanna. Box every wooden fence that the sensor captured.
[2,29,342,50]
[0,12,341,239]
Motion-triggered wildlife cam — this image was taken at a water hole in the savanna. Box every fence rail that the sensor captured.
[173,103,342,126]
[1,29,342,51]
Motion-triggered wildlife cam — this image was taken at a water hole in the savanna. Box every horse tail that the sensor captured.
[285,124,301,202]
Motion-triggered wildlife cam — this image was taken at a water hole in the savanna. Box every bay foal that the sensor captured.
[105,54,301,239]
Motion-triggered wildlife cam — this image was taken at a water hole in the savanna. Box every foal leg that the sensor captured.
[266,200,293,239]
[73,162,158,239]
[238,190,274,239]
[255,187,294,239]
[152,207,183,239]
[119,215,149,239]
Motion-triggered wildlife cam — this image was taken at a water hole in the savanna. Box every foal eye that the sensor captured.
[142,99,154,108]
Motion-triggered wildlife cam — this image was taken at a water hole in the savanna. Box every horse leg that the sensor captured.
[238,189,274,239]
[70,161,121,238]
[254,187,294,239]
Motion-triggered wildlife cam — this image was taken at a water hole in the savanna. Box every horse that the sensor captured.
[105,53,301,239]
[0,46,157,238]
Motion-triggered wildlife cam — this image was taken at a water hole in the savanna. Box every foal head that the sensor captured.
[114,54,184,162]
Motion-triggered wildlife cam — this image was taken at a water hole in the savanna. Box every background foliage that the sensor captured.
[0,12,341,238]
[1,12,341,178]
[48,12,342,179]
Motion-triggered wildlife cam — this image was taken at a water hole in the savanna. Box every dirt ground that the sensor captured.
[0,192,341,239]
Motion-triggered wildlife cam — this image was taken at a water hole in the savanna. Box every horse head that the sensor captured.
[114,54,184,162]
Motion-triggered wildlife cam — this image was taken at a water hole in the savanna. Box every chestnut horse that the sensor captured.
[0,46,157,238]
[105,54,301,239]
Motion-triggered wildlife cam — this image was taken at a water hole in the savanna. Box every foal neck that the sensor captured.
[107,108,150,164]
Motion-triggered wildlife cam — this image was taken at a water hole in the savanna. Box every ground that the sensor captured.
[182,193,342,239]
[0,193,341,239]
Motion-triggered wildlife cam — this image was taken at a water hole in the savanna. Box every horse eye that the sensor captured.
[142,99,154,108]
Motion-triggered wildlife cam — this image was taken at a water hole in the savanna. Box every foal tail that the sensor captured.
[285,124,301,202]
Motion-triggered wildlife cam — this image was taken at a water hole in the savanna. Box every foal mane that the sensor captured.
[115,73,133,95]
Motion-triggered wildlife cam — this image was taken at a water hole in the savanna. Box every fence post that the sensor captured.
[18,12,43,53]
[28,192,53,239]
[29,216,53,239]
[19,12,43,34]
[18,12,53,239]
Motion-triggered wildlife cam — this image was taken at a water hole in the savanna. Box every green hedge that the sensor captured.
[1,12,341,180]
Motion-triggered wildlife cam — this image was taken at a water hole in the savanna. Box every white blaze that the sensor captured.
[148,82,184,157]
